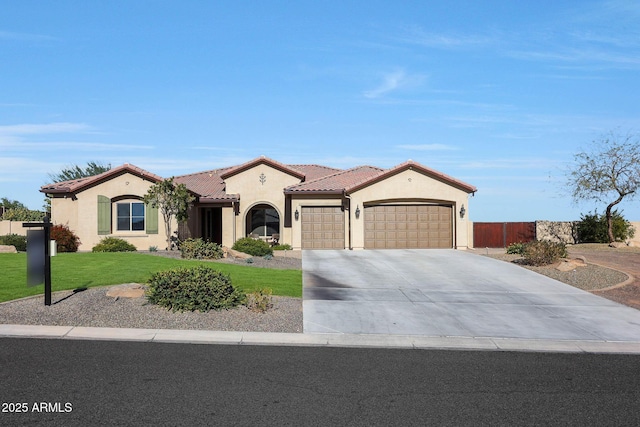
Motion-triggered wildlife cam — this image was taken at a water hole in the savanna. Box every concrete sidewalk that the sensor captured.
[1,324,640,354]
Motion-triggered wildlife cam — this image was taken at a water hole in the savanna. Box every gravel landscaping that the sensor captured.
[1,247,636,333]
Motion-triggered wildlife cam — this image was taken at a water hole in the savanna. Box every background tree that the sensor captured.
[142,178,194,250]
[0,197,45,221]
[567,131,640,244]
[48,161,111,182]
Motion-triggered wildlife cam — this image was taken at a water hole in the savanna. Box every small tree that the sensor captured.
[143,178,194,250]
[567,131,640,244]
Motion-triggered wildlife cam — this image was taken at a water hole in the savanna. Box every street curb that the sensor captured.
[1,324,640,354]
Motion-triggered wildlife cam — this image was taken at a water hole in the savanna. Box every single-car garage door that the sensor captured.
[301,206,345,249]
[364,205,453,249]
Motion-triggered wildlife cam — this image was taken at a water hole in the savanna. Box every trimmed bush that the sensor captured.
[575,210,635,243]
[521,240,567,266]
[0,234,27,252]
[92,237,137,252]
[272,243,293,251]
[245,288,273,313]
[51,224,80,252]
[146,265,245,312]
[179,238,224,260]
[505,242,525,255]
[232,237,273,257]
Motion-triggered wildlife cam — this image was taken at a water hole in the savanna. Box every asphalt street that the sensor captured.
[1,338,639,426]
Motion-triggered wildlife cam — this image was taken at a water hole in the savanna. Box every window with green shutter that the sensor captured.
[97,195,111,235]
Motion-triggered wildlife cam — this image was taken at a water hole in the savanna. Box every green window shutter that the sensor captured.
[97,195,111,235]
[146,203,158,234]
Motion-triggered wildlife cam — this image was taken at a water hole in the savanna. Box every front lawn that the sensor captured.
[0,252,302,303]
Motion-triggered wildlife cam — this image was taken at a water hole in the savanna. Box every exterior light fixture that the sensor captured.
[294,208,299,221]
[355,205,361,219]
[459,204,466,219]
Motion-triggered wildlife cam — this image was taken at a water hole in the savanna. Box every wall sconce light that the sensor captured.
[459,204,466,219]
[294,208,299,221]
[355,205,361,219]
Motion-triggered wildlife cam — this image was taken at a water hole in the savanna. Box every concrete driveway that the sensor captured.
[302,250,640,341]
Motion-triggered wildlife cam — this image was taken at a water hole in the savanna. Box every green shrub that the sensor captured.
[575,210,635,243]
[0,234,27,252]
[92,237,137,252]
[179,238,224,260]
[521,240,567,266]
[245,288,273,313]
[272,244,293,251]
[146,265,245,312]
[149,246,158,252]
[51,224,80,252]
[506,242,525,255]
[232,237,273,257]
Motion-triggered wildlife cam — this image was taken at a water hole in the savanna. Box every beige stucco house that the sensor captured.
[41,156,477,251]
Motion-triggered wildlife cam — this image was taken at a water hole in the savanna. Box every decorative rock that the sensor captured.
[555,258,587,272]
[227,248,253,259]
[0,245,17,253]
[106,283,146,298]
[609,242,627,248]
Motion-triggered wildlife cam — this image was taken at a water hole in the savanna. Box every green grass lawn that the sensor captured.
[0,252,302,303]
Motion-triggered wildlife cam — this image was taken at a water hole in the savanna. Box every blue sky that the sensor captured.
[1,0,639,221]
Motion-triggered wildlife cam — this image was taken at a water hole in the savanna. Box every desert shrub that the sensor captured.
[245,288,273,313]
[521,240,567,266]
[574,210,635,243]
[179,238,224,260]
[232,237,273,257]
[92,237,137,252]
[506,242,525,255]
[50,224,80,252]
[0,234,27,251]
[146,265,245,312]
[272,243,293,251]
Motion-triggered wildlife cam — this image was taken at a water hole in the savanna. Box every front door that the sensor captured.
[201,207,222,244]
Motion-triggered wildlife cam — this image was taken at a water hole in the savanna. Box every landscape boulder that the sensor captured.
[0,245,17,253]
[106,283,146,299]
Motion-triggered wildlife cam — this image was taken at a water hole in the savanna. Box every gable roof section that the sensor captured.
[219,155,306,181]
[285,166,384,194]
[173,167,239,202]
[40,163,164,195]
[347,160,477,194]
[288,164,343,182]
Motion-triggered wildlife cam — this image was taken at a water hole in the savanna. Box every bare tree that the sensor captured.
[567,131,640,244]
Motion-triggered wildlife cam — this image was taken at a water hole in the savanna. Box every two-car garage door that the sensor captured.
[301,204,453,249]
[364,205,453,249]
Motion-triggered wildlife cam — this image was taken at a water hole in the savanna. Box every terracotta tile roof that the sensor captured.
[288,164,344,182]
[285,166,384,194]
[347,160,477,194]
[173,167,239,202]
[40,163,163,194]
[40,158,476,201]
[219,155,306,180]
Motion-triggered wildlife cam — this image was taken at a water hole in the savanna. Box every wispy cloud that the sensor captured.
[396,144,459,151]
[0,30,57,42]
[0,122,91,135]
[397,26,496,49]
[363,70,425,99]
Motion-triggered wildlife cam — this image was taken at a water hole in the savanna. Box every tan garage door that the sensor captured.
[364,205,453,249]
[301,207,345,249]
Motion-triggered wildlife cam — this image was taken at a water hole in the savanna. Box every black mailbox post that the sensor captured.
[23,216,52,306]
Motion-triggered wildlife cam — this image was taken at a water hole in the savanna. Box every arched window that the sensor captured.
[247,204,279,237]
